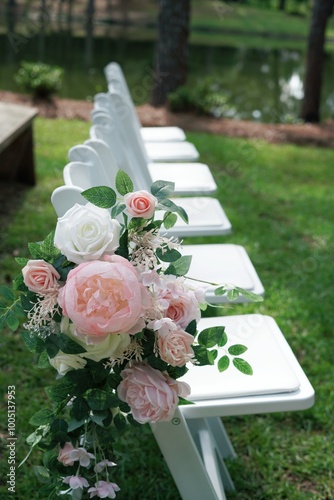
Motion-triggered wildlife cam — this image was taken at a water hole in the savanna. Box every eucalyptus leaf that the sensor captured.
[235,286,264,302]
[33,465,50,484]
[165,255,192,276]
[227,288,240,301]
[158,198,188,224]
[150,180,175,199]
[163,212,177,229]
[29,409,54,426]
[82,186,116,208]
[156,247,181,263]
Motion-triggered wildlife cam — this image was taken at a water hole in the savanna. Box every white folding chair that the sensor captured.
[151,314,315,500]
[94,92,199,162]
[104,61,186,143]
[70,140,231,238]
[51,185,88,217]
[90,112,217,196]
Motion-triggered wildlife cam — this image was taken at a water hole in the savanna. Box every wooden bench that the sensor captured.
[0,102,38,185]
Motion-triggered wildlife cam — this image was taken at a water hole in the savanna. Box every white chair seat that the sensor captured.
[151,314,315,500]
[147,162,217,196]
[140,126,186,143]
[183,244,264,303]
[145,141,199,162]
[158,197,232,238]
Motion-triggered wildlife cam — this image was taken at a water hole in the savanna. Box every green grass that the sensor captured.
[1,117,334,498]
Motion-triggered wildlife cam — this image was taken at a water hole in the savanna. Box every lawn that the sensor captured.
[0,117,333,498]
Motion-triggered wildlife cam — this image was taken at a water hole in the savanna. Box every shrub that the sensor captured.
[14,61,64,99]
[168,78,230,117]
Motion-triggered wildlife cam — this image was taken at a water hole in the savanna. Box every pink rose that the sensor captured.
[160,283,201,329]
[58,255,147,341]
[124,190,157,219]
[22,259,60,294]
[58,441,76,466]
[158,328,194,367]
[117,362,190,423]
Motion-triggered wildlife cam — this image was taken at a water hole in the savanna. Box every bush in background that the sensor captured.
[14,61,64,99]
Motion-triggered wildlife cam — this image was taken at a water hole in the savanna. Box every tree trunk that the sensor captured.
[85,0,95,68]
[151,0,191,107]
[300,0,334,122]
[278,0,286,11]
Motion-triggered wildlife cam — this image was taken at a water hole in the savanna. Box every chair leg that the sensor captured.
[188,418,235,493]
[151,409,225,500]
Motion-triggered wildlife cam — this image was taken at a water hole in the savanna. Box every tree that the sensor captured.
[300,0,334,122]
[151,0,191,107]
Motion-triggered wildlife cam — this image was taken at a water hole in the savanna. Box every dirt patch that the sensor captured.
[1,90,334,148]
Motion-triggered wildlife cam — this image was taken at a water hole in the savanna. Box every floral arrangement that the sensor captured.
[0,171,260,499]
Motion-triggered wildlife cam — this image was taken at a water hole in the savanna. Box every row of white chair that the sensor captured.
[50,62,314,500]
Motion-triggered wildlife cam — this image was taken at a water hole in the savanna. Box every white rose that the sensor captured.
[60,317,131,362]
[49,352,87,375]
[54,203,121,264]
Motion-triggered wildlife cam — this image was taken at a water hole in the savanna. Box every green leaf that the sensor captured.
[198,326,227,348]
[228,344,248,356]
[29,409,54,426]
[33,465,50,484]
[71,396,90,420]
[90,410,109,426]
[82,186,117,208]
[217,355,230,372]
[56,333,87,355]
[0,285,16,301]
[115,229,129,260]
[156,247,181,263]
[115,170,134,195]
[50,418,68,435]
[86,389,119,411]
[158,198,189,224]
[111,202,126,219]
[28,242,44,259]
[233,358,253,375]
[5,309,20,331]
[151,180,175,199]
[235,286,264,302]
[192,345,215,366]
[185,319,197,336]
[45,381,74,402]
[22,330,45,353]
[37,351,50,369]
[68,418,87,432]
[15,257,29,266]
[40,231,59,259]
[208,349,218,364]
[114,412,127,432]
[227,288,240,301]
[178,397,195,405]
[163,212,177,229]
[165,255,192,276]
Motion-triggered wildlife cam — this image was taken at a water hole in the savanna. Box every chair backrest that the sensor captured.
[63,160,109,190]
[90,98,152,190]
[68,142,117,188]
[51,185,87,217]
[104,62,144,135]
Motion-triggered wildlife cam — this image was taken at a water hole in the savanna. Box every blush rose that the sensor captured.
[124,190,157,219]
[54,203,121,264]
[158,328,195,367]
[58,255,148,341]
[117,362,190,423]
[22,259,60,295]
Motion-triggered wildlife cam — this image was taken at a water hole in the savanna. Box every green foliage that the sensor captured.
[115,170,134,195]
[82,185,117,208]
[168,78,230,118]
[14,61,64,99]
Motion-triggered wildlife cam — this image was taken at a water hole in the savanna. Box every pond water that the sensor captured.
[1,30,334,124]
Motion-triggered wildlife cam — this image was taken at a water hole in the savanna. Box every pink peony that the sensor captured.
[117,362,190,423]
[124,190,157,219]
[57,441,76,466]
[58,255,148,341]
[22,259,60,295]
[158,327,195,367]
